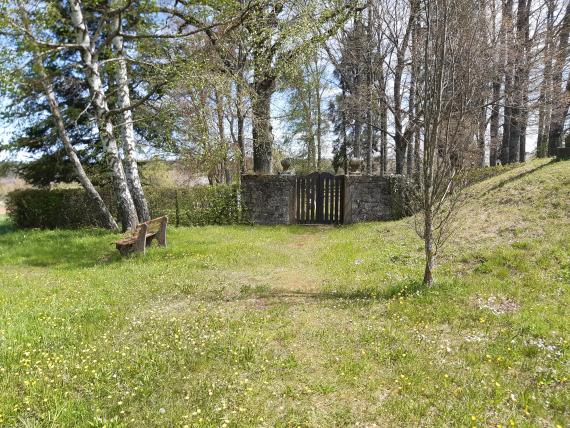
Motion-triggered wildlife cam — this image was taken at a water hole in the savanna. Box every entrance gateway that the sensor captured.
[295,172,345,224]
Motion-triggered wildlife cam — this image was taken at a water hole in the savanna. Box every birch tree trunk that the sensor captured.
[31,50,117,230]
[111,15,150,222]
[68,0,138,231]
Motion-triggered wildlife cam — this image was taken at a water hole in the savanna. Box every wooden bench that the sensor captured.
[115,216,168,256]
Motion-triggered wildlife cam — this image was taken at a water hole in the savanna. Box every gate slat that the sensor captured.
[311,175,316,223]
[301,178,305,223]
[338,177,344,223]
[330,178,336,223]
[334,177,340,223]
[295,178,301,223]
[295,172,344,225]
[324,177,329,223]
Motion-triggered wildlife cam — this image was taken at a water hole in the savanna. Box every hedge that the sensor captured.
[6,185,242,229]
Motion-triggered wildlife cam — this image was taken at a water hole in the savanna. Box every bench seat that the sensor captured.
[115,216,168,256]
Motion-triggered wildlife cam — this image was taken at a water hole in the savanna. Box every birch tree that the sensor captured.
[110,14,150,221]
[3,2,118,230]
[67,0,139,231]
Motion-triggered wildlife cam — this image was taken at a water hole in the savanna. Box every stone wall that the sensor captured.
[344,175,407,224]
[241,174,408,225]
[241,175,296,225]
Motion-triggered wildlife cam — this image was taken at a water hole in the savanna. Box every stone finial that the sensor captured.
[281,158,293,175]
[349,157,363,175]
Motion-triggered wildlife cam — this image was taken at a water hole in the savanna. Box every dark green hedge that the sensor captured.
[6,185,242,229]
[5,188,117,229]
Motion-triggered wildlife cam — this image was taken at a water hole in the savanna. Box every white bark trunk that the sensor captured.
[34,56,118,230]
[68,0,138,231]
[111,15,150,221]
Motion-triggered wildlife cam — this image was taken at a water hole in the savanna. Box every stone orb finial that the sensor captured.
[349,157,363,175]
[281,158,292,175]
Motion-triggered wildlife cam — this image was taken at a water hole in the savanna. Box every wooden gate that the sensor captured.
[296,172,344,224]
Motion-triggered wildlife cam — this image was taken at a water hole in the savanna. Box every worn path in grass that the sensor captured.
[0,159,568,427]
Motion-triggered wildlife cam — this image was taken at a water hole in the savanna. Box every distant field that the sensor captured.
[0,159,568,427]
[0,174,28,215]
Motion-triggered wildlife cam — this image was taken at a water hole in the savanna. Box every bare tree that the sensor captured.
[409,0,490,284]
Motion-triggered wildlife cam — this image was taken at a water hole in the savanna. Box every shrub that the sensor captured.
[145,185,242,227]
[5,188,117,229]
[7,185,242,229]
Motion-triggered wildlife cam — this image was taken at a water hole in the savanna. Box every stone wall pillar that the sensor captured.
[344,175,407,223]
[241,175,296,225]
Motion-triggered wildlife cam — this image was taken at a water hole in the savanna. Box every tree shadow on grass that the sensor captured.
[0,219,14,235]
[205,278,429,305]
[0,227,123,269]
[488,159,555,192]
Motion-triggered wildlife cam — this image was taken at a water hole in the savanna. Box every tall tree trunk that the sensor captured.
[236,93,246,174]
[301,89,316,170]
[490,81,501,166]
[423,207,434,286]
[215,89,232,184]
[501,0,513,164]
[340,84,349,174]
[252,78,274,174]
[408,51,416,176]
[489,0,501,166]
[411,14,421,180]
[365,1,374,174]
[518,0,531,162]
[315,77,323,172]
[478,105,487,167]
[379,69,388,176]
[537,0,555,157]
[394,15,413,174]
[508,0,530,163]
[69,0,138,231]
[548,1,570,155]
[233,43,247,176]
[111,15,150,222]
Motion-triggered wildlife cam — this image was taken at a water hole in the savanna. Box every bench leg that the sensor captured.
[117,244,131,257]
[157,218,168,247]
[135,223,148,255]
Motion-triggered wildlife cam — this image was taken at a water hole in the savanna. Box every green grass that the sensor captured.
[0,159,569,427]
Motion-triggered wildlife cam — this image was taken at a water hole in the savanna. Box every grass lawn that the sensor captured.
[0,159,568,427]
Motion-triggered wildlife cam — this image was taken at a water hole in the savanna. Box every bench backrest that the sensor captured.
[126,216,168,238]
[142,216,167,235]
